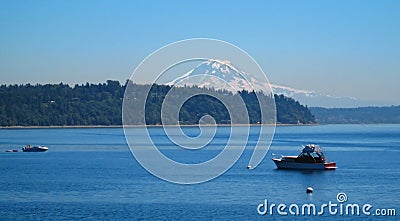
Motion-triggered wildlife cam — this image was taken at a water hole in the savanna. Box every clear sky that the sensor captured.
[1,0,399,104]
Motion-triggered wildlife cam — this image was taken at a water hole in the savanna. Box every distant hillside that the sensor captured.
[311,106,400,124]
[0,81,316,126]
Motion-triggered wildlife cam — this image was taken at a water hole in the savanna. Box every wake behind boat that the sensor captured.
[22,145,48,152]
[272,144,336,170]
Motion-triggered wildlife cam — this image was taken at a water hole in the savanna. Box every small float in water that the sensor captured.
[272,144,336,170]
[22,145,48,152]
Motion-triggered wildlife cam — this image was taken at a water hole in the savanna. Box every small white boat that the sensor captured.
[272,144,336,170]
[5,149,18,152]
[22,145,48,152]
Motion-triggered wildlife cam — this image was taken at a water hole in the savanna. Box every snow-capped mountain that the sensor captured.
[165,59,370,108]
[166,59,270,93]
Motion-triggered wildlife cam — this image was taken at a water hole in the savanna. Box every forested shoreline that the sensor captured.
[311,106,400,124]
[0,81,316,126]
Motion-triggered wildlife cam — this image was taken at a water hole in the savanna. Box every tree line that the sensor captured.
[310,106,400,124]
[0,81,316,126]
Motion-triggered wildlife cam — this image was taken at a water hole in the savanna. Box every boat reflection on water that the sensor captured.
[272,144,336,170]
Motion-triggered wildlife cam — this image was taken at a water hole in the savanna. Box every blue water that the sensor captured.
[0,125,399,220]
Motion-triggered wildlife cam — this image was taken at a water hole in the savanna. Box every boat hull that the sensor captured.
[22,146,48,152]
[272,158,336,170]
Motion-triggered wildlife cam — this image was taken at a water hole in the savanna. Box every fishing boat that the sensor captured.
[272,144,336,170]
[22,145,48,152]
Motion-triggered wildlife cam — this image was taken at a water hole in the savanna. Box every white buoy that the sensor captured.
[306,187,313,194]
[247,165,252,170]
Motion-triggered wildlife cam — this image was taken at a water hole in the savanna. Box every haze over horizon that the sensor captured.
[1,1,399,106]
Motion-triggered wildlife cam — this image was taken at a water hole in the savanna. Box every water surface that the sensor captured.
[0,125,399,220]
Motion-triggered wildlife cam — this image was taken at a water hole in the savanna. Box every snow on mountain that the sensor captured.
[269,84,361,107]
[166,59,269,93]
[165,59,367,108]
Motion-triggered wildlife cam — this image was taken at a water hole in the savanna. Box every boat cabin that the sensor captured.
[296,144,326,163]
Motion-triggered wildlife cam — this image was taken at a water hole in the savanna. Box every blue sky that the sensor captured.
[1,0,399,104]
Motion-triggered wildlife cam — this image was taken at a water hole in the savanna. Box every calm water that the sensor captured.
[0,125,399,220]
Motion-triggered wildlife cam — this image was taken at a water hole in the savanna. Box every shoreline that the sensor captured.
[0,123,319,129]
[2,123,398,129]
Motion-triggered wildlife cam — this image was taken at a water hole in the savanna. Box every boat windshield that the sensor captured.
[298,144,326,163]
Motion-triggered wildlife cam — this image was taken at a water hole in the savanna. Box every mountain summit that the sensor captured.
[167,59,269,93]
[165,59,369,107]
